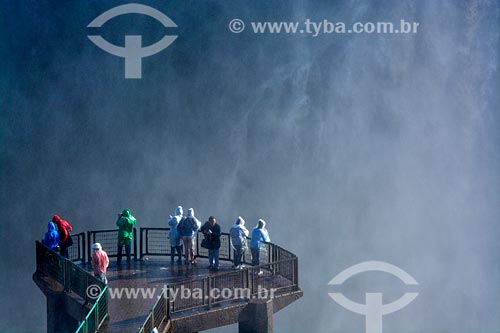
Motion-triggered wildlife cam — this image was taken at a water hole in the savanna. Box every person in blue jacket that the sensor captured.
[177,208,201,265]
[249,219,270,274]
[168,206,184,264]
[43,222,60,251]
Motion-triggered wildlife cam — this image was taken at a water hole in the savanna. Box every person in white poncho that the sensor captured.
[229,216,249,269]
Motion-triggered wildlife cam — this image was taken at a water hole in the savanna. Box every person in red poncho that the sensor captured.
[52,215,73,258]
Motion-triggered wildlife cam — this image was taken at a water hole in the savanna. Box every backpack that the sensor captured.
[188,217,199,232]
[177,218,191,235]
[60,226,73,247]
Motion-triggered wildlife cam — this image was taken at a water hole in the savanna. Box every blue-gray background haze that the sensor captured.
[1,0,499,332]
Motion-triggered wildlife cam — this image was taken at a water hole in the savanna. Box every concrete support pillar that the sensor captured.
[239,299,274,333]
[46,292,78,333]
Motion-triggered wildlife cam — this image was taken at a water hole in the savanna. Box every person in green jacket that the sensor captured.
[116,208,136,266]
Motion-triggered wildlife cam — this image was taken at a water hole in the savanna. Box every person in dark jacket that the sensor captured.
[43,222,60,251]
[200,216,221,270]
[116,208,136,266]
[52,215,73,258]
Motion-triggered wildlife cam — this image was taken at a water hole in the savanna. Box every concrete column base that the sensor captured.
[33,272,88,333]
[238,299,274,333]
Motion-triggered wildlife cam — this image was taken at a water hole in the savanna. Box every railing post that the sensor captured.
[82,232,86,263]
[277,246,281,276]
[151,309,155,332]
[162,290,167,324]
[144,228,148,258]
[273,244,277,263]
[64,258,70,292]
[140,227,144,259]
[167,227,171,256]
[133,227,138,260]
[104,286,109,323]
[95,293,100,328]
[294,257,299,287]
[165,286,170,319]
[207,276,212,309]
[245,267,251,298]
[272,245,277,276]
[87,231,92,265]
[95,300,98,333]
[196,231,200,257]
[76,233,80,263]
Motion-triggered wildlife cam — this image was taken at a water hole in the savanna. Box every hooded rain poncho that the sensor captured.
[44,222,60,250]
[168,206,183,247]
[116,209,136,245]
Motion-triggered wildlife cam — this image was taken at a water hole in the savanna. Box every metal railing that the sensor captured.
[37,227,298,333]
[75,285,109,333]
[137,287,169,333]
[68,232,86,263]
[81,227,275,266]
[166,251,298,313]
[87,228,138,263]
[136,227,299,333]
[35,241,108,332]
[139,227,273,265]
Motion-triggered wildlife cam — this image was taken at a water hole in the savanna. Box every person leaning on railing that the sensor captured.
[116,208,136,266]
[250,219,270,275]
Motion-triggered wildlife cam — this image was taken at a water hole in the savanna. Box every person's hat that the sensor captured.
[92,243,102,250]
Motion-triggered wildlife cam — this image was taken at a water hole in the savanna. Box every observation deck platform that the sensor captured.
[34,227,302,333]
[98,259,236,333]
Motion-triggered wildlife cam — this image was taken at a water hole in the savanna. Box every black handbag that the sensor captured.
[201,238,209,249]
